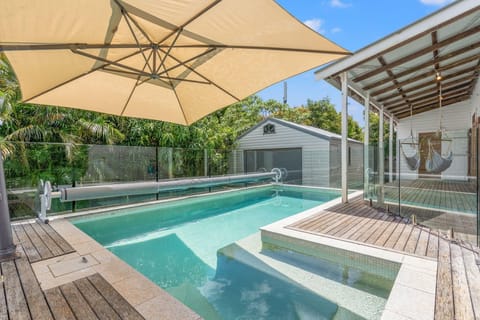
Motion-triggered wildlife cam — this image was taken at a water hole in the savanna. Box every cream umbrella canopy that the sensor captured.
[0,0,349,125]
[0,0,349,259]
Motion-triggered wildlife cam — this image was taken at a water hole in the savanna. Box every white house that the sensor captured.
[232,118,363,189]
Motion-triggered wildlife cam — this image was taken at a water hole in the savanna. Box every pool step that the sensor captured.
[228,232,389,320]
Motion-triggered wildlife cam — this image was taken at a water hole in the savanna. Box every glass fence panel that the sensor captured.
[365,130,477,246]
[4,143,253,219]
[397,130,477,244]
[5,142,76,220]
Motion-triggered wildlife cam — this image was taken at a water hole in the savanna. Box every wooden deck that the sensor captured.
[1,222,144,320]
[11,222,75,263]
[381,178,476,214]
[288,197,480,320]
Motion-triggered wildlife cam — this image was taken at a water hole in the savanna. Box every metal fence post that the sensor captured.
[0,154,16,261]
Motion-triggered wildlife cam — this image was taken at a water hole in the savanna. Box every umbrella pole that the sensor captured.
[0,154,16,261]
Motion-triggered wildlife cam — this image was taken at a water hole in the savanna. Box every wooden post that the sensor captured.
[341,72,349,203]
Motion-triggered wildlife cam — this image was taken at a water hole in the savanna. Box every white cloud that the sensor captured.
[303,18,326,34]
[331,27,342,34]
[330,0,351,8]
[419,0,454,5]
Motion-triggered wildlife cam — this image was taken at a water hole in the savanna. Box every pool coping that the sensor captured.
[260,190,437,320]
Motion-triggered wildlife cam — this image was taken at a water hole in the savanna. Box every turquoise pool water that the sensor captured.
[73,186,345,319]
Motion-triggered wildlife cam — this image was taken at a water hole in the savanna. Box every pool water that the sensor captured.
[72,186,377,319]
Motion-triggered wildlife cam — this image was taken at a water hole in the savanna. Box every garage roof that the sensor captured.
[238,117,361,143]
[314,0,480,120]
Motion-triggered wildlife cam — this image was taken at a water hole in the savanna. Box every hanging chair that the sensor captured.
[425,82,453,174]
[425,138,453,174]
[401,133,421,171]
[400,105,420,171]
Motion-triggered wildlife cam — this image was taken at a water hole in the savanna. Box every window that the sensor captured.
[263,124,275,134]
[348,146,352,166]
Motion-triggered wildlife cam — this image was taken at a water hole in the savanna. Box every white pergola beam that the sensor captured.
[378,106,385,204]
[364,93,370,196]
[341,72,349,203]
[389,116,394,182]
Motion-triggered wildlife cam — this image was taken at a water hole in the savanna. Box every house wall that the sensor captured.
[235,120,331,187]
[397,101,471,180]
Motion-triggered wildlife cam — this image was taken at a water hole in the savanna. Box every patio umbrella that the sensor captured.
[0,0,349,125]
[0,0,349,259]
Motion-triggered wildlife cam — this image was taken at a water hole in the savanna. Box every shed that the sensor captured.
[232,118,363,189]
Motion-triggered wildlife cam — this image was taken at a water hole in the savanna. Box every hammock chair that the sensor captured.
[425,83,454,174]
[425,139,453,173]
[400,105,420,171]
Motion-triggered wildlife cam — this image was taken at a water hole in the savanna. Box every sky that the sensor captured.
[257,0,455,126]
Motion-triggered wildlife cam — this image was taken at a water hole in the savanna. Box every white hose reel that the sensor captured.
[271,168,287,183]
[39,180,52,223]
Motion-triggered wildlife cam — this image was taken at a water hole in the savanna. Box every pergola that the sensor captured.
[315,0,480,203]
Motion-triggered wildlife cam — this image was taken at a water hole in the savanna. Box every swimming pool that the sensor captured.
[72,185,394,319]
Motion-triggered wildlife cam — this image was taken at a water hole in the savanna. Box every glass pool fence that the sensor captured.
[5,143,363,220]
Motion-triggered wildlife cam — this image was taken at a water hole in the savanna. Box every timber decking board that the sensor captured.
[22,223,53,261]
[0,262,8,320]
[426,230,439,259]
[12,224,41,263]
[414,228,430,256]
[12,222,75,263]
[87,274,144,320]
[373,216,403,247]
[450,243,475,319]
[435,238,455,320]
[461,245,480,318]
[44,287,77,320]
[73,277,121,320]
[403,226,421,254]
[57,282,98,320]
[1,260,31,320]
[38,222,75,254]
[14,249,53,320]
[29,223,64,257]
[0,223,144,320]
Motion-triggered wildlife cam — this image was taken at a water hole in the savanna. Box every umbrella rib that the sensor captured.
[157,47,216,77]
[1,44,350,56]
[159,48,241,102]
[0,43,151,51]
[113,0,154,44]
[23,48,149,103]
[156,0,222,46]
[161,65,189,125]
[168,44,351,55]
[155,28,183,74]
[119,8,153,73]
[71,49,152,77]
[119,50,154,117]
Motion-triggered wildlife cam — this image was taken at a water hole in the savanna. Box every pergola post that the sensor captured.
[364,93,370,197]
[389,116,394,183]
[341,72,348,203]
[378,106,385,205]
[0,155,16,261]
